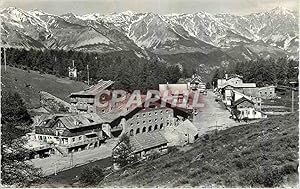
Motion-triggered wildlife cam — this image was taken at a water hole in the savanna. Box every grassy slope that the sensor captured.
[1,66,88,109]
[101,113,299,187]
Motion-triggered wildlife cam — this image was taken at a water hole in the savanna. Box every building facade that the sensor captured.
[69,80,114,113]
[33,113,106,155]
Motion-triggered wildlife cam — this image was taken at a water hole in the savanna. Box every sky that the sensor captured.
[1,0,298,15]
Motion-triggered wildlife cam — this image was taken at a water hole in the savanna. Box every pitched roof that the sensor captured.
[159,84,189,94]
[58,113,104,130]
[70,80,114,96]
[190,75,203,84]
[220,83,256,89]
[130,132,168,153]
[232,97,254,107]
[176,119,198,134]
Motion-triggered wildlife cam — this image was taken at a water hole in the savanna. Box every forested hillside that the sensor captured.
[212,58,299,87]
[1,48,182,92]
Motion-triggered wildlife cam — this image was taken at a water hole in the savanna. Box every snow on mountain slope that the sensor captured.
[0,7,298,59]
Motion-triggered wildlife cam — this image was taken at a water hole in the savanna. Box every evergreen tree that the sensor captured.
[1,91,41,186]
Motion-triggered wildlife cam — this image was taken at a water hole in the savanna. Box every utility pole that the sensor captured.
[292,89,294,113]
[87,64,90,86]
[289,81,297,113]
[4,47,7,71]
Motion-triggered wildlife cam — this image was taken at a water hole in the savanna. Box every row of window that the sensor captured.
[260,91,273,95]
[130,117,170,126]
[129,123,165,136]
[37,135,83,142]
[136,109,170,119]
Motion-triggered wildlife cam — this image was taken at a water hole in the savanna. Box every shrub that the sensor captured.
[79,165,105,185]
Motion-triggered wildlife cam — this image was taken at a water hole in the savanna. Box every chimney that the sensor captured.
[225,74,228,80]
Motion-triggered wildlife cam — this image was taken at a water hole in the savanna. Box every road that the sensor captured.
[28,138,118,176]
[193,90,244,136]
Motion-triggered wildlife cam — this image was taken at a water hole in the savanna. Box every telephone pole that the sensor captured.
[289,81,297,113]
[87,64,90,86]
[4,47,7,71]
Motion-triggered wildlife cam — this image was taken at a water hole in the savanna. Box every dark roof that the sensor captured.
[58,113,104,130]
[98,96,191,123]
[130,131,168,153]
[69,80,114,96]
[232,97,254,107]
[190,76,203,84]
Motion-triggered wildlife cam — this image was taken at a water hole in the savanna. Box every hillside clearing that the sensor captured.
[1,66,88,108]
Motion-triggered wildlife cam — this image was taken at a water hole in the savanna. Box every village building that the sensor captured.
[232,90,262,109]
[161,119,198,146]
[159,83,189,97]
[109,98,196,165]
[68,61,77,79]
[99,97,193,139]
[218,82,257,106]
[30,113,106,156]
[69,80,114,113]
[258,85,276,99]
[189,74,205,91]
[231,97,267,120]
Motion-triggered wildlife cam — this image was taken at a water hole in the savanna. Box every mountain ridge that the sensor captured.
[1,7,298,63]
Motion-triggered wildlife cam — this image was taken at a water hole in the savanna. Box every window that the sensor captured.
[143,113,146,117]
[143,120,146,124]
[142,127,146,133]
[136,128,140,134]
[130,129,134,136]
[137,122,139,125]
[154,112,157,115]
[161,118,163,121]
[166,110,169,113]
[155,119,158,122]
[148,126,152,132]
[149,112,151,116]
[39,136,42,140]
[79,136,82,140]
[160,110,163,114]
[136,115,139,118]
[254,111,256,115]
[160,123,163,129]
[149,120,152,123]
[270,92,272,94]
[72,138,75,142]
[154,125,158,130]
[130,123,133,127]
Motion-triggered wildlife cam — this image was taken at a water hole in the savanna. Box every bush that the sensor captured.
[168,146,179,153]
[79,166,105,185]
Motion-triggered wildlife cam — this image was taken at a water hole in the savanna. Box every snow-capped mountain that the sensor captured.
[0,7,298,61]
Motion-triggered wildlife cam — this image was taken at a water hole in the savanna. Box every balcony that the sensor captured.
[76,105,88,110]
[60,137,104,148]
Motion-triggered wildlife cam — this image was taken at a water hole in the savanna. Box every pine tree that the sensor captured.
[1,91,41,187]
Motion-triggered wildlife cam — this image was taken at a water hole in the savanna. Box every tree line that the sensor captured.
[1,48,183,92]
[211,57,299,88]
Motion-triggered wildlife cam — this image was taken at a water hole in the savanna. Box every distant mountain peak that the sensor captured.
[269,6,294,15]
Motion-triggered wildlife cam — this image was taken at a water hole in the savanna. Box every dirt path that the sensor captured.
[194,90,257,136]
